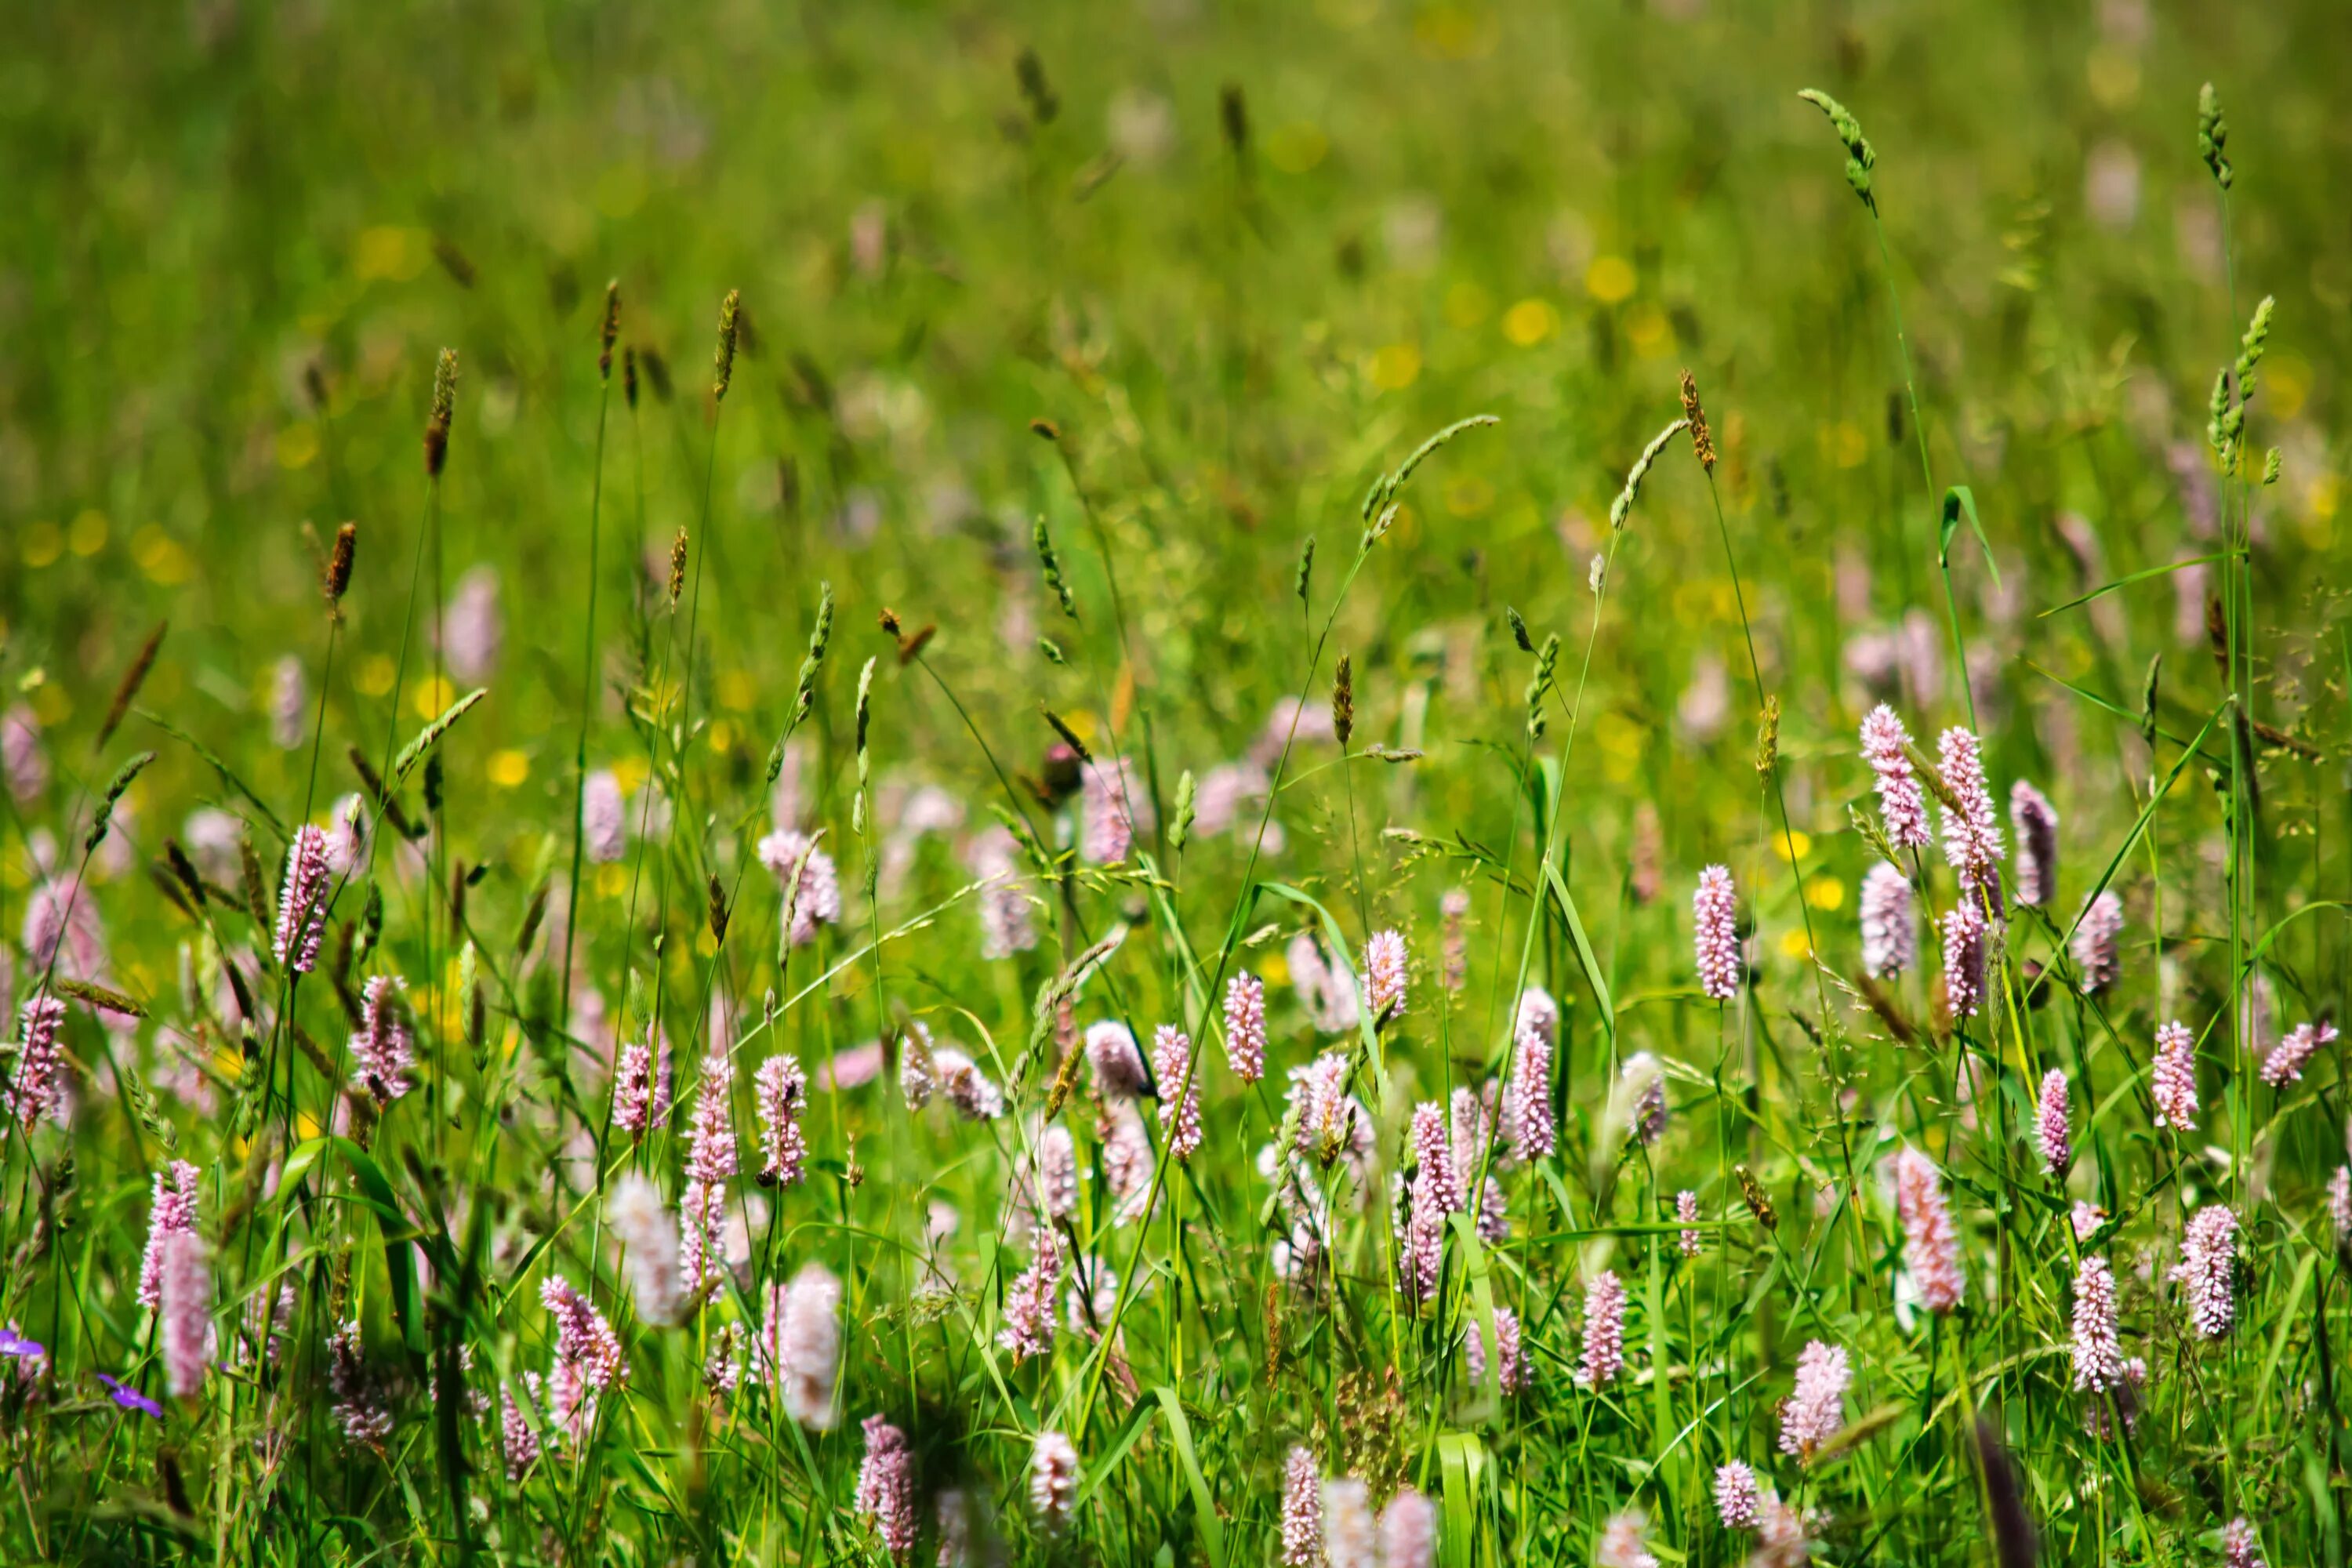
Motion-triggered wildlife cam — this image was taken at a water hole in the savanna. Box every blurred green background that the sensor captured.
[2,0,2347,947]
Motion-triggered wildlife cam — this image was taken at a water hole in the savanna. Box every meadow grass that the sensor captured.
[0,3,2348,1564]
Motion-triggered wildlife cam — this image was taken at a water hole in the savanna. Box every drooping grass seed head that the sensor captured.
[712,289,742,402]
[325,521,358,609]
[424,348,458,476]
[1796,87,1877,212]
[598,281,620,379]
[1332,654,1354,749]
[2197,82,2231,190]
[1679,368,1716,472]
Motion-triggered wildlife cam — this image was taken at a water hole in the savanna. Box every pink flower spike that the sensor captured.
[1693,865,1740,1001]
[1222,973,1267,1084]
[274,825,331,973]
[2070,1255,2125,1393]
[1859,862,1915,979]
[2151,1021,2198,1131]
[1893,1147,1964,1314]
[1777,1339,1851,1460]
[1364,928,1408,1022]
[1152,1025,1203,1161]
[1579,1270,1625,1387]
[2035,1069,2071,1176]
[1279,1446,1323,1566]
[1860,706,1931,849]
[1714,1461,1760,1530]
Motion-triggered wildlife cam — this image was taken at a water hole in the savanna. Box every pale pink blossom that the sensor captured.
[1715,1461,1761,1529]
[1859,862,1915,979]
[1085,1020,1151,1101]
[1363,928,1408,1022]
[583,770,626,864]
[752,1054,808,1185]
[1893,1148,1964,1313]
[1595,1509,1656,1568]
[2072,891,2124,993]
[2009,781,2060,907]
[1502,1022,1555,1161]
[2036,1069,2072,1175]
[274,825,331,973]
[1280,1446,1323,1566]
[606,1173,683,1327]
[1029,1430,1079,1532]
[854,1414,917,1561]
[1859,706,1930,849]
[1465,1305,1524,1394]
[1777,1340,1851,1460]
[1580,1270,1625,1386]
[1380,1489,1437,1568]
[1223,973,1267,1083]
[2263,1020,2337,1087]
[160,1232,211,1399]
[139,1160,204,1309]
[758,829,840,946]
[351,975,414,1104]
[2178,1204,2238,1338]
[1693,865,1740,1000]
[1941,899,1987,1018]
[1936,727,2005,902]
[2151,1021,2198,1130]
[1152,1025,1203,1160]
[2071,1255,2125,1393]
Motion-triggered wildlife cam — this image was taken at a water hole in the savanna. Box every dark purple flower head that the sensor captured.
[97,1373,163,1419]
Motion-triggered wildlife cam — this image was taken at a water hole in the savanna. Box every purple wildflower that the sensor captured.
[1678,1189,1703,1258]
[1859,706,1931,849]
[2224,1519,2266,1568]
[274,824,330,973]
[2331,1167,2351,1236]
[328,1320,393,1449]
[612,1035,669,1138]
[1693,865,1740,1000]
[98,1373,163,1420]
[1859,862,1915,979]
[1515,986,1561,1046]
[1224,973,1267,1083]
[2152,1021,2198,1130]
[2010,782,2060,906]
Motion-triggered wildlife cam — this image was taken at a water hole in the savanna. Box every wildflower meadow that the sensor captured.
[2,3,2348,1564]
